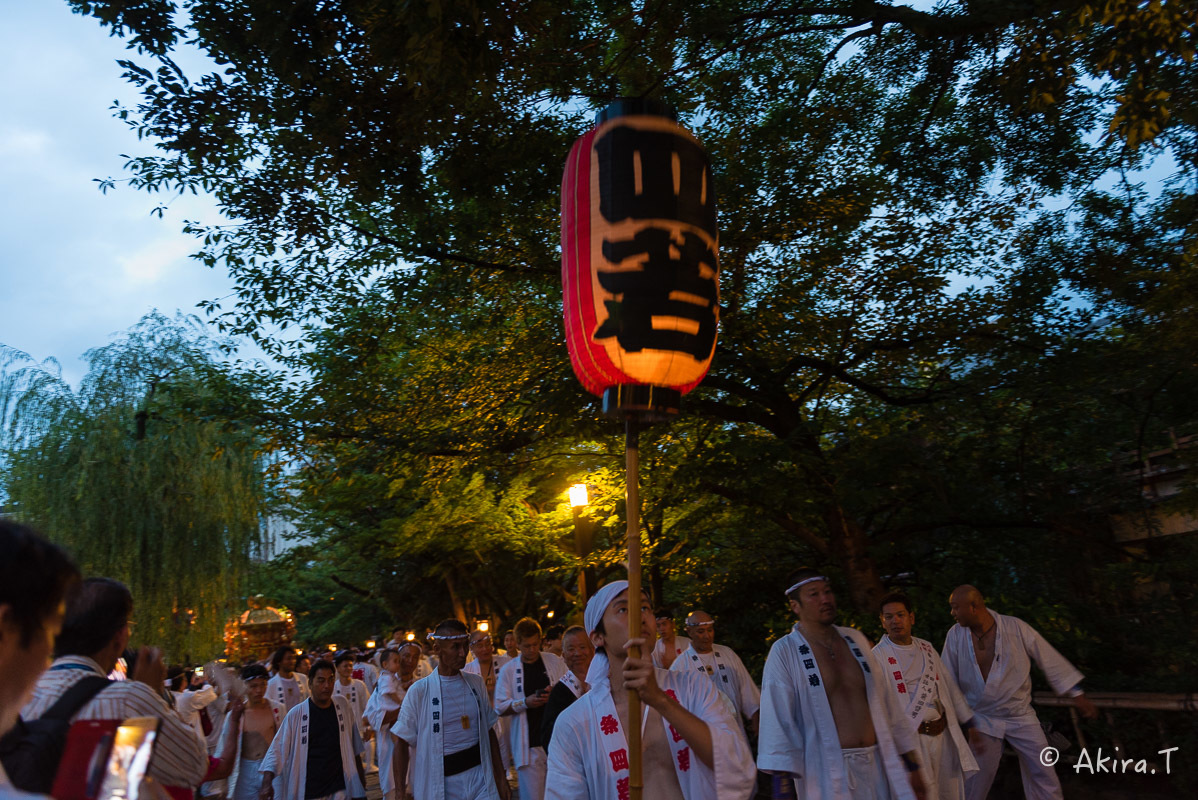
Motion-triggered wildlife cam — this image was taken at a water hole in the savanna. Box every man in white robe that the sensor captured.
[758,569,928,800]
[463,630,514,772]
[671,611,761,736]
[334,652,372,771]
[353,654,380,694]
[941,585,1098,800]
[874,592,980,800]
[495,618,567,800]
[351,653,380,771]
[267,647,310,712]
[652,610,691,670]
[393,619,511,800]
[218,664,285,800]
[364,647,407,800]
[545,580,757,800]
[171,668,219,741]
[260,660,365,800]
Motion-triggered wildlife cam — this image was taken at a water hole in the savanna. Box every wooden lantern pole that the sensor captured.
[624,418,643,800]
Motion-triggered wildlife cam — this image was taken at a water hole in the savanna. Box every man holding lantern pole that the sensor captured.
[544,581,757,800]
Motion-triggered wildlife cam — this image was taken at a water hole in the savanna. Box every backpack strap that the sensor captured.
[41,676,112,722]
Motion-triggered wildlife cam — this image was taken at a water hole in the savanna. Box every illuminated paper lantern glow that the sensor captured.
[562,100,719,415]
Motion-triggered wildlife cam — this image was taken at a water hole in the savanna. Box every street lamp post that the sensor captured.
[569,483,592,604]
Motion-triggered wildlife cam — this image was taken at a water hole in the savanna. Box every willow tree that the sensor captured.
[0,312,276,659]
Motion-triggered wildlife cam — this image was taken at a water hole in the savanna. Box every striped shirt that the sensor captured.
[21,656,209,788]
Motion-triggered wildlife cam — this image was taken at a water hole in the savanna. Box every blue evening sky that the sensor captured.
[0,1,250,388]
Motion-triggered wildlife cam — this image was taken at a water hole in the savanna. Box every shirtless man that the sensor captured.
[223,663,284,800]
[651,610,690,670]
[758,568,927,799]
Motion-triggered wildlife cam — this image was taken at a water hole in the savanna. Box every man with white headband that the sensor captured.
[670,610,761,737]
[758,568,928,800]
[393,619,511,800]
[544,580,757,800]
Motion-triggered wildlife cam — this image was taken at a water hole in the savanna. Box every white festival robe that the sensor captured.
[267,672,310,712]
[392,670,501,800]
[757,625,919,800]
[352,662,379,694]
[333,678,371,737]
[463,654,514,767]
[940,612,1084,739]
[873,636,979,795]
[670,644,761,729]
[652,636,692,669]
[260,695,366,800]
[217,698,286,797]
[494,652,568,768]
[363,671,406,793]
[544,657,757,800]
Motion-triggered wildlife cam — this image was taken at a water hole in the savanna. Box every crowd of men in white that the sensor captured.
[1,522,1101,800]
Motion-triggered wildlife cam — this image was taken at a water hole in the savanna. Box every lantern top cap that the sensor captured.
[596,98,677,126]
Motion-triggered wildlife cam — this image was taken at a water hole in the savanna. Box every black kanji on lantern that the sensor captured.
[591,124,718,360]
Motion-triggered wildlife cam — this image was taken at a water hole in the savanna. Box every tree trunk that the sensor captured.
[444,572,467,623]
[824,502,887,613]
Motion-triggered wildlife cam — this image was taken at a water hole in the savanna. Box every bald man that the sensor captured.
[670,611,761,736]
[941,585,1098,800]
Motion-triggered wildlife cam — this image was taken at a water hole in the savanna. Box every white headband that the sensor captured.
[685,620,714,628]
[785,576,829,596]
[585,580,629,635]
[427,632,470,641]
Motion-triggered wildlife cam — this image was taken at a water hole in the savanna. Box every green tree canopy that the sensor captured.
[65,1,1197,642]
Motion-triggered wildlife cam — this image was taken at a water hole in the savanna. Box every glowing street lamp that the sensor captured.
[569,483,594,604]
[476,618,490,633]
[365,640,376,649]
[406,632,416,642]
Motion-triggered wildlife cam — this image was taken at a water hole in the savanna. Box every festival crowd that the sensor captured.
[2,520,1100,800]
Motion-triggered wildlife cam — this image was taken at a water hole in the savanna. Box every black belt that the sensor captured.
[444,743,482,776]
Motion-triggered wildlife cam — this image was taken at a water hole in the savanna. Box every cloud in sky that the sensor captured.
[0,2,262,389]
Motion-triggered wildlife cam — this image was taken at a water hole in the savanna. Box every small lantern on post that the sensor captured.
[561,97,719,800]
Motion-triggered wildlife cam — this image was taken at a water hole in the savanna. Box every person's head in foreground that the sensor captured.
[0,520,80,737]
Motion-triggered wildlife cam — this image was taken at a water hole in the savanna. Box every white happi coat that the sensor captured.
[266,672,310,712]
[463,654,514,765]
[494,652,568,767]
[392,669,501,800]
[873,636,979,788]
[351,662,379,694]
[670,644,761,727]
[333,678,371,735]
[260,695,365,800]
[462,654,513,696]
[758,624,918,800]
[544,654,757,800]
[941,612,1084,738]
[652,636,692,669]
[217,698,286,794]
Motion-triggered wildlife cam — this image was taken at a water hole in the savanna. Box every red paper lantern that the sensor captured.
[562,99,719,417]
